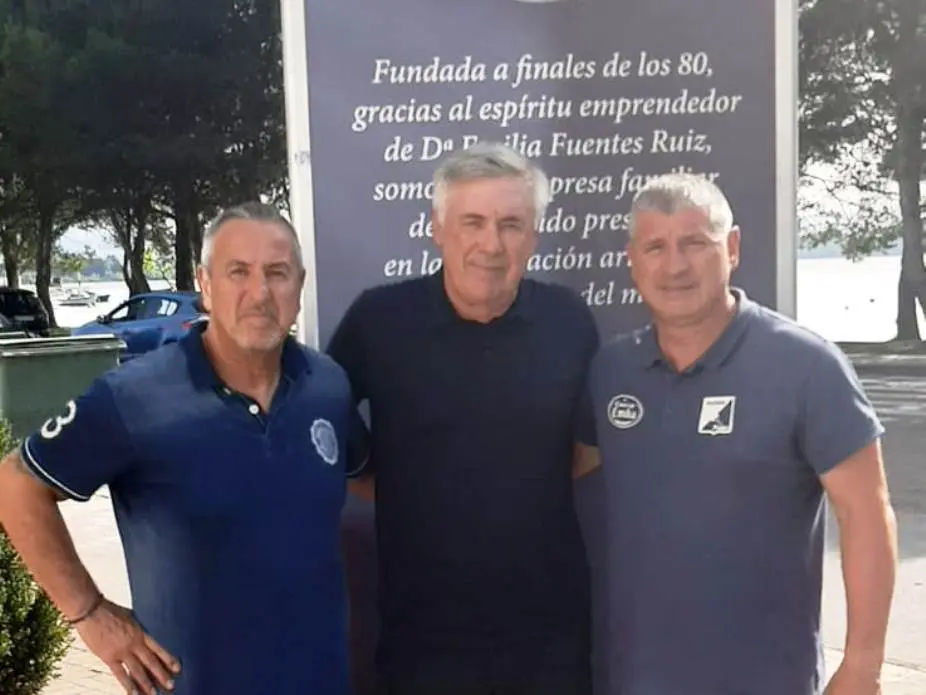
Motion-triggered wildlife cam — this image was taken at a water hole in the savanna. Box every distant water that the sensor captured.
[796,255,926,342]
[31,256,926,342]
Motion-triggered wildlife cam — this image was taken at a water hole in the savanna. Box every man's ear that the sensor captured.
[727,225,741,270]
[196,265,212,313]
[432,208,444,248]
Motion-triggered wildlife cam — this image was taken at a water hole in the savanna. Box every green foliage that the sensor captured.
[0,418,72,694]
[799,148,902,259]
[799,0,926,338]
[0,0,287,292]
[52,245,97,279]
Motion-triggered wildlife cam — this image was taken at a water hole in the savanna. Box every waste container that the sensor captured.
[0,334,125,440]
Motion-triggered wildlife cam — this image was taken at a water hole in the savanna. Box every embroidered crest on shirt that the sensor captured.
[697,396,736,436]
[607,394,644,429]
[311,418,339,465]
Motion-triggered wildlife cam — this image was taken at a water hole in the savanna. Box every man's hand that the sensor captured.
[824,662,882,695]
[76,599,180,695]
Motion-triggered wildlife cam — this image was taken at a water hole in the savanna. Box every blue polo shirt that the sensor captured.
[328,272,599,680]
[582,289,884,695]
[21,325,361,695]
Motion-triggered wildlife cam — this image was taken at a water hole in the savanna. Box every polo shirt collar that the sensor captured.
[638,287,757,372]
[427,268,535,325]
[181,320,311,392]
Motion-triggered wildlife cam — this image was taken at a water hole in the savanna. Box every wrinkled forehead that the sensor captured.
[444,176,535,218]
[631,206,717,239]
[210,219,300,265]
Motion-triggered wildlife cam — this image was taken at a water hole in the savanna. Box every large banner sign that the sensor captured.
[281,0,796,692]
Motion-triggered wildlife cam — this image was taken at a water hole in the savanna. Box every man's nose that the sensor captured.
[247,272,271,299]
[479,224,504,254]
[664,243,691,275]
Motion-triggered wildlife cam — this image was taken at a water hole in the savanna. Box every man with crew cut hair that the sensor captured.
[0,201,366,695]
[576,173,898,695]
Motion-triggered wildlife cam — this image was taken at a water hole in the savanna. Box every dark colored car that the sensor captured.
[0,312,35,336]
[0,288,51,336]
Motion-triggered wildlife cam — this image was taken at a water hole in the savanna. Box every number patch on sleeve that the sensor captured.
[40,400,77,439]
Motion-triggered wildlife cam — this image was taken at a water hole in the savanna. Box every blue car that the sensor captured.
[72,291,205,362]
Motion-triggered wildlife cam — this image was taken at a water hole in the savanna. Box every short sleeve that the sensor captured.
[797,343,884,476]
[345,407,371,479]
[327,292,376,478]
[575,386,597,447]
[573,304,601,447]
[20,377,135,501]
[326,291,371,403]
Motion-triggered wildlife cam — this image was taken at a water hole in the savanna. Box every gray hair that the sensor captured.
[432,142,551,227]
[629,173,734,237]
[200,201,303,270]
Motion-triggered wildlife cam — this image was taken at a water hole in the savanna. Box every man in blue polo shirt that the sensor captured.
[0,202,362,695]
[329,142,599,695]
[575,173,898,695]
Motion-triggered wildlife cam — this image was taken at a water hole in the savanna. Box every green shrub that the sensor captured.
[0,418,73,694]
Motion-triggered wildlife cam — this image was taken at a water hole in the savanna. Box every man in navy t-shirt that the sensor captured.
[0,202,365,695]
[330,143,599,695]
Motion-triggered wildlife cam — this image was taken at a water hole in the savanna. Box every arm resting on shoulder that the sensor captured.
[572,442,601,479]
[821,438,897,676]
[0,450,102,620]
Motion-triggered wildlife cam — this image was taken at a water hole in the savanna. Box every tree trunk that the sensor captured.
[892,4,926,340]
[122,221,150,296]
[34,210,57,328]
[172,187,197,291]
[0,227,20,288]
[130,231,149,295]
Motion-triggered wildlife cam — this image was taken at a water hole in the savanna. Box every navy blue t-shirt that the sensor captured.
[21,326,361,695]
[329,273,599,678]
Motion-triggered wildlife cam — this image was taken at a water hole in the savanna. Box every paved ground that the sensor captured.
[40,365,926,694]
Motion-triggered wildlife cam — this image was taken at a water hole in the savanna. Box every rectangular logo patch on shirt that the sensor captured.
[698,396,736,436]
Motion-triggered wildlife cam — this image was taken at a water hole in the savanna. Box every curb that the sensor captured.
[847,354,926,371]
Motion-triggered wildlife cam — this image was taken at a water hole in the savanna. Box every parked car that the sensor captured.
[72,291,205,362]
[0,288,50,336]
[0,312,37,337]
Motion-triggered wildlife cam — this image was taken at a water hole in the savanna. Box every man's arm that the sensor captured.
[328,289,377,500]
[572,323,600,479]
[348,475,376,501]
[346,407,375,501]
[0,450,101,620]
[0,383,130,617]
[572,442,600,478]
[798,344,895,688]
[0,380,180,693]
[821,438,897,677]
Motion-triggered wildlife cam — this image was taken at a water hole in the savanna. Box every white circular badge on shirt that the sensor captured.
[311,418,339,465]
[607,394,644,429]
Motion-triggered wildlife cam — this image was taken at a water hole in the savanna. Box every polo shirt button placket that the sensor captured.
[660,371,676,427]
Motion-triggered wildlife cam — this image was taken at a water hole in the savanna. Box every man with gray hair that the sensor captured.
[574,173,898,694]
[0,201,365,695]
[329,142,599,694]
